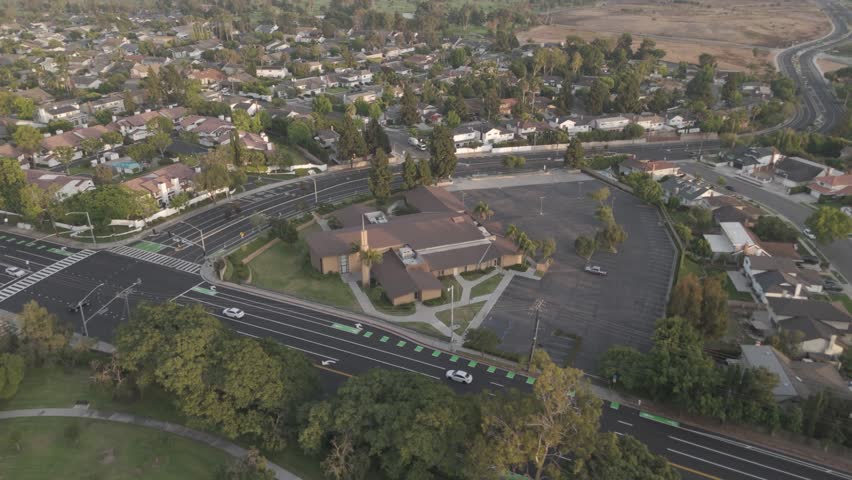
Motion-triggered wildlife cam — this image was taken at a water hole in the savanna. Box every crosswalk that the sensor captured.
[108,246,201,274]
[0,249,98,303]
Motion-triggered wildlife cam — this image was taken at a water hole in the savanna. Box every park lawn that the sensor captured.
[364,286,416,316]
[0,417,230,480]
[248,239,361,312]
[0,365,184,424]
[436,301,486,333]
[470,274,503,299]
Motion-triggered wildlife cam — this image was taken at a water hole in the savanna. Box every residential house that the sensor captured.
[24,169,94,200]
[629,114,665,131]
[305,186,522,305]
[291,76,326,96]
[37,125,114,167]
[343,88,381,105]
[0,144,28,168]
[725,146,783,173]
[768,297,850,356]
[171,46,203,60]
[620,158,680,179]
[703,222,766,257]
[591,116,631,131]
[381,61,410,77]
[83,93,125,116]
[70,75,102,90]
[661,176,722,207]
[179,115,234,147]
[256,65,289,79]
[480,126,515,145]
[549,116,575,131]
[338,69,373,86]
[235,131,275,153]
[774,156,840,193]
[452,126,480,147]
[37,102,88,127]
[130,62,162,79]
[114,107,187,141]
[315,128,340,149]
[189,68,227,87]
[122,163,197,207]
[738,345,798,402]
[743,255,823,304]
[17,87,54,105]
[498,98,517,116]
[255,23,278,35]
[808,174,852,200]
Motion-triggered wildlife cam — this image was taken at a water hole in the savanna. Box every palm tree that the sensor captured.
[506,224,519,241]
[473,201,494,222]
[360,248,383,286]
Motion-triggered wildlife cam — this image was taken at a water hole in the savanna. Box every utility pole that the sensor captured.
[311,176,318,205]
[528,298,545,369]
[91,279,142,325]
[77,283,105,337]
[66,211,96,246]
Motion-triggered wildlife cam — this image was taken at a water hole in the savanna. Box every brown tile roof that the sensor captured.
[122,163,196,196]
[760,241,801,260]
[403,186,465,214]
[25,169,92,191]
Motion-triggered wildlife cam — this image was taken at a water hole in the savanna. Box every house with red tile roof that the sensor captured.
[808,174,852,200]
[122,163,197,206]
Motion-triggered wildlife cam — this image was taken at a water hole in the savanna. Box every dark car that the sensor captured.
[797,255,820,266]
[725,185,735,191]
[824,283,844,293]
[67,301,91,313]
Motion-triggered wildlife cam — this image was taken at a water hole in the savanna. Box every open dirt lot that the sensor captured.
[519,0,830,71]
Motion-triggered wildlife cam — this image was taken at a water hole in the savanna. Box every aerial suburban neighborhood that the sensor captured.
[0,0,851,479]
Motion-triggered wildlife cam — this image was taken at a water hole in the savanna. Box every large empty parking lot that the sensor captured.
[456,177,676,372]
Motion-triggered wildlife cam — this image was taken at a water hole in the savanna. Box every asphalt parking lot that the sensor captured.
[458,179,676,372]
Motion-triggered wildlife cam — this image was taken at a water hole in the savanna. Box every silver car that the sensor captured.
[446,370,473,384]
[222,307,246,319]
[4,266,27,278]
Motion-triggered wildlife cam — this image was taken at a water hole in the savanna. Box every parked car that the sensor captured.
[4,266,27,278]
[67,300,91,313]
[797,254,820,266]
[446,370,473,384]
[222,307,246,319]
[824,283,844,293]
[584,265,607,276]
[725,185,736,191]
[802,228,816,240]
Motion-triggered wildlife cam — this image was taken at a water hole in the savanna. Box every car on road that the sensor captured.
[802,228,816,240]
[584,265,608,276]
[67,301,91,313]
[446,370,473,384]
[4,266,27,278]
[222,307,246,319]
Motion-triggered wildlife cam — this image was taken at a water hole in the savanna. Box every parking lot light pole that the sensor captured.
[448,285,455,351]
[78,282,105,337]
[66,211,96,246]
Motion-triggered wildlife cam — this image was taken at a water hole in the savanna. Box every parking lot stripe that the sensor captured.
[363,331,373,338]
[467,360,478,368]
[379,336,389,343]
[396,340,406,347]
[414,345,424,352]
[431,350,441,357]
[449,355,459,362]
[506,371,516,379]
[487,366,497,373]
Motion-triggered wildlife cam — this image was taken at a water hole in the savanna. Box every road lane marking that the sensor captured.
[332,323,362,334]
[678,427,851,478]
[184,296,448,373]
[489,382,504,388]
[667,448,767,480]
[198,288,341,329]
[669,436,813,480]
[216,313,440,379]
[236,329,339,362]
[617,420,633,427]
[171,281,205,301]
[668,462,723,480]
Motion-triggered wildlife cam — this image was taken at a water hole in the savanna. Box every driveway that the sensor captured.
[457,179,676,372]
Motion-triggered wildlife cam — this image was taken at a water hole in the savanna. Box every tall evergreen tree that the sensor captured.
[417,158,432,186]
[400,84,419,126]
[401,153,417,190]
[428,125,457,180]
[338,115,367,168]
[364,118,390,155]
[368,149,392,204]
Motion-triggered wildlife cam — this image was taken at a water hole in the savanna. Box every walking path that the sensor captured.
[0,408,302,480]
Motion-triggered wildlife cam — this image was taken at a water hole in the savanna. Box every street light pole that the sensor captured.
[311,176,318,205]
[66,211,96,246]
[179,221,206,254]
[448,285,455,351]
[77,282,105,337]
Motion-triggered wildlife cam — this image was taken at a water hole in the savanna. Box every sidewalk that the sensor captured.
[0,408,302,480]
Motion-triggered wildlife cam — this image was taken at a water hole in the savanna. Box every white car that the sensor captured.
[446,370,473,384]
[222,307,245,319]
[4,266,27,278]
[803,228,816,241]
[584,265,608,276]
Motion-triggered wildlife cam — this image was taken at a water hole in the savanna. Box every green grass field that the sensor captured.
[248,238,361,312]
[0,417,230,480]
[401,321,448,339]
[470,274,503,299]
[437,301,486,333]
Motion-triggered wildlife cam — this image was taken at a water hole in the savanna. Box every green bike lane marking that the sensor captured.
[396,340,406,347]
[191,286,218,296]
[639,412,679,427]
[363,331,373,338]
[379,336,389,343]
[414,345,424,352]
[331,323,362,334]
